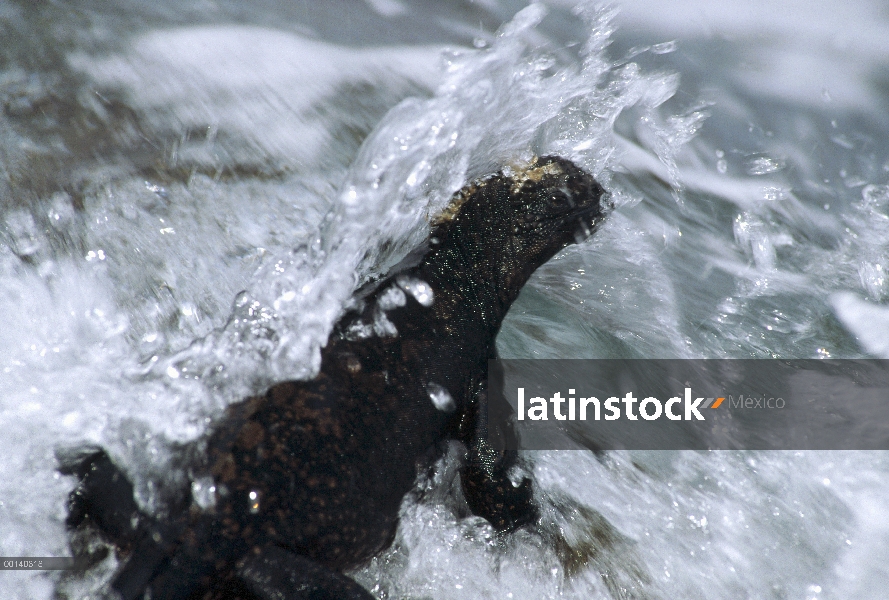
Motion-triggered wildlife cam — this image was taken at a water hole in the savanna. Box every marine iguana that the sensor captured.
[60,155,605,599]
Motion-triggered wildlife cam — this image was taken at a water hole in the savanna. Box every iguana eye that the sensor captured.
[546,190,571,209]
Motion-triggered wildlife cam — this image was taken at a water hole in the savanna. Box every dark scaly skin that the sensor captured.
[61,155,605,599]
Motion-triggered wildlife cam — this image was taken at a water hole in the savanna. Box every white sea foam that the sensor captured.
[68,26,443,172]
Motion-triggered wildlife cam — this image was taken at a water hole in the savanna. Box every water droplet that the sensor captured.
[531,55,556,72]
[830,135,854,150]
[62,412,79,428]
[377,286,406,311]
[273,290,297,311]
[145,181,169,200]
[373,310,398,337]
[858,262,886,299]
[344,320,374,340]
[651,40,678,54]
[5,210,44,258]
[191,477,217,509]
[763,187,788,202]
[397,275,434,306]
[405,160,430,187]
[862,184,889,206]
[427,383,455,412]
[744,154,785,175]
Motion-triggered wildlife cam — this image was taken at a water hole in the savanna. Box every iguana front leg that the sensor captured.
[455,365,537,532]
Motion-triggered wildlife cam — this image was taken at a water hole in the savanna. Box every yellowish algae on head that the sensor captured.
[432,157,566,225]
[507,158,564,195]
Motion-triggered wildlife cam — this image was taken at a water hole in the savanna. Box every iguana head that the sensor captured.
[430,155,605,311]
